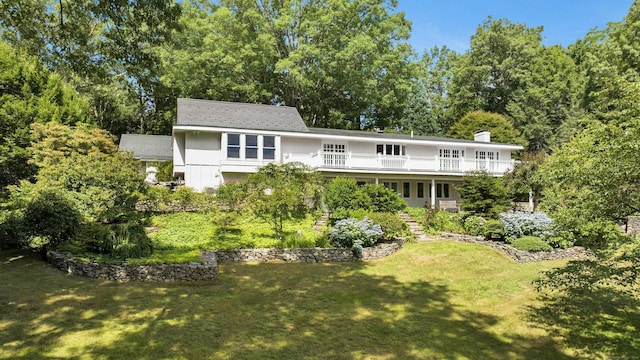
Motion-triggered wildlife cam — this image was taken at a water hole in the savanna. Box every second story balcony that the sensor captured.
[283,151,516,175]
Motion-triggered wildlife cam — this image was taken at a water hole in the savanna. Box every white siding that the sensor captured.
[173,132,185,166]
[185,164,220,192]
[185,132,221,165]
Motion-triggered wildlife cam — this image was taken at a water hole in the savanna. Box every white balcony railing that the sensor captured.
[282,151,515,174]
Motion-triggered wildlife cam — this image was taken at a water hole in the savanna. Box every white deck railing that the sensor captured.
[283,151,515,174]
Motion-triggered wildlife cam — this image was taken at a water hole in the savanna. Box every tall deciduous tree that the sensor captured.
[0,0,182,135]
[0,42,91,191]
[447,110,527,147]
[160,0,414,130]
[538,119,640,248]
[400,46,457,135]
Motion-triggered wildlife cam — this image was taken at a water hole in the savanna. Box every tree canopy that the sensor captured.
[447,110,527,147]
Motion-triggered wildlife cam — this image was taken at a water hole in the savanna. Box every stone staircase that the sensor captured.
[313,212,329,232]
[397,212,436,242]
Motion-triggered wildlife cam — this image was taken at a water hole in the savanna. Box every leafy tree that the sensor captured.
[456,170,510,218]
[160,0,414,129]
[400,46,457,135]
[447,110,527,147]
[502,152,546,208]
[0,0,182,135]
[0,41,91,191]
[324,177,359,214]
[447,18,543,122]
[245,162,321,240]
[26,122,146,222]
[538,119,640,248]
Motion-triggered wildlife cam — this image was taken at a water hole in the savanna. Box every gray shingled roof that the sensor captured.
[119,134,172,161]
[177,98,309,133]
[307,128,517,146]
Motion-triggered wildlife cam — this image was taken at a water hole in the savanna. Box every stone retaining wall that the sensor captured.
[47,250,219,282]
[439,233,593,263]
[211,238,408,263]
[47,238,407,281]
[627,216,640,235]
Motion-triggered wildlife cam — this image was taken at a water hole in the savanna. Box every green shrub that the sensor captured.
[426,211,465,234]
[457,170,510,218]
[365,212,410,241]
[0,210,27,248]
[76,222,153,259]
[511,236,553,252]
[144,186,172,212]
[483,219,505,240]
[23,187,81,247]
[215,182,247,211]
[463,216,486,236]
[358,184,406,213]
[324,177,359,213]
[171,186,214,211]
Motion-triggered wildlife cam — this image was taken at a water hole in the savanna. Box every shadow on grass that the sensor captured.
[0,249,570,359]
[529,258,640,358]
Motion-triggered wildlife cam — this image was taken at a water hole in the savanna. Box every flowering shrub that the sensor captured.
[500,212,554,242]
[329,218,384,257]
[463,216,486,236]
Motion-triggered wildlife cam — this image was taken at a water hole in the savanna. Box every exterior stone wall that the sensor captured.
[46,238,407,281]
[47,250,219,282]
[627,216,640,235]
[438,233,592,263]
[211,238,408,263]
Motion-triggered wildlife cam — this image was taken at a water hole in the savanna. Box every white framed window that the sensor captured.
[403,182,410,198]
[437,183,450,198]
[439,148,464,171]
[476,151,499,171]
[226,133,278,160]
[376,144,406,156]
[227,133,241,159]
[322,143,346,167]
[417,182,425,198]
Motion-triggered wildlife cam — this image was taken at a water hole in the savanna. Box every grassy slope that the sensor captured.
[1,241,628,359]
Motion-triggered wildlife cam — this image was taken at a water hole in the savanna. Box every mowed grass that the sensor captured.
[1,241,577,359]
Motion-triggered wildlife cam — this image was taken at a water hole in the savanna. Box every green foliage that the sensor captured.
[75,222,153,260]
[0,209,26,248]
[425,211,465,234]
[364,212,411,241]
[457,171,510,218]
[463,216,487,236]
[215,182,247,212]
[150,161,175,182]
[171,186,214,212]
[324,177,359,213]
[539,119,640,248]
[160,0,413,129]
[511,236,552,252]
[0,42,91,191]
[246,162,321,240]
[142,186,173,213]
[358,184,407,213]
[483,220,505,240]
[5,183,81,247]
[447,111,527,147]
[27,122,146,222]
[502,152,545,205]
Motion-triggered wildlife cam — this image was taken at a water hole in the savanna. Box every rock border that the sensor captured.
[438,233,593,263]
[46,238,408,281]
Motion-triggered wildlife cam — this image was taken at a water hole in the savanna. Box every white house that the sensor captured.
[119,134,172,182]
[171,98,523,208]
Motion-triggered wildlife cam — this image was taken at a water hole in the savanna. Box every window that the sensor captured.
[439,148,464,171]
[475,151,499,171]
[245,135,258,159]
[436,183,450,198]
[403,182,410,198]
[227,134,277,160]
[263,136,275,160]
[227,133,240,158]
[376,144,406,156]
[417,182,424,198]
[323,143,346,166]
[383,182,398,192]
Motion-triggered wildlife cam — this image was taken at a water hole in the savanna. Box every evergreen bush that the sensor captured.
[511,236,553,252]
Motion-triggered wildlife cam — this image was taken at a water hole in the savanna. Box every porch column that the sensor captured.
[375,177,379,185]
[430,179,436,209]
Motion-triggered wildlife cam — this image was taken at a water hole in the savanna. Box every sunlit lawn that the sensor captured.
[0,240,589,359]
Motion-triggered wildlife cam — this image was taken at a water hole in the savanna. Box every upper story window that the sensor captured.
[245,135,258,159]
[227,133,240,158]
[376,144,406,156]
[226,133,277,161]
[263,136,275,160]
[439,148,464,171]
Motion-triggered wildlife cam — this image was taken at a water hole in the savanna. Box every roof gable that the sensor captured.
[177,98,309,133]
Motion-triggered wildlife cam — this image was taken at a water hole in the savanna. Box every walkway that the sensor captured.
[397,212,437,242]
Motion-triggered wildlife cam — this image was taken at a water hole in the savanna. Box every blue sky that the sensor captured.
[396,0,635,54]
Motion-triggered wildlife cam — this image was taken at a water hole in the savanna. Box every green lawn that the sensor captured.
[2,240,621,359]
